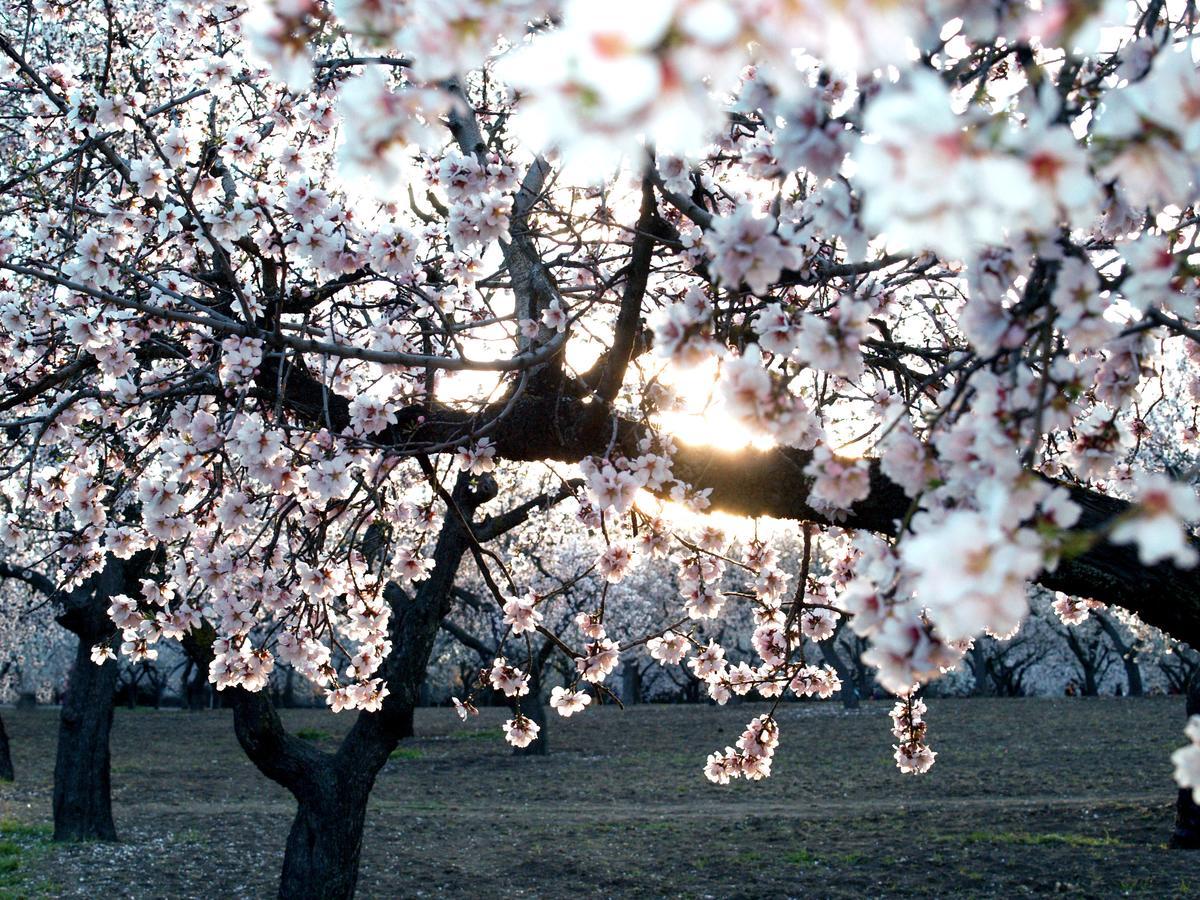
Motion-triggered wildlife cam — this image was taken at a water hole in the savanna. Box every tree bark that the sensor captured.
[53,626,119,841]
[279,774,373,900]
[0,712,13,781]
[1063,630,1103,697]
[1172,674,1200,849]
[621,661,643,706]
[185,659,208,711]
[966,645,992,697]
[51,553,149,842]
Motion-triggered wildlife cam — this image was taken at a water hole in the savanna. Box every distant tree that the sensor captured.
[981,635,1041,698]
[1162,645,1200,696]
[1094,610,1145,697]
[1060,621,1114,697]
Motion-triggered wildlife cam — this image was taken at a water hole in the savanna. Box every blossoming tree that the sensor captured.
[3,0,1200,894]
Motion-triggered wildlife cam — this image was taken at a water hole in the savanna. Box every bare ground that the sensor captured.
[0,697,1195,898]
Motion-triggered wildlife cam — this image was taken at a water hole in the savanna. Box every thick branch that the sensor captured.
[440,619,494,660]
[595,174,659,403]
[0,561,57,598]
[472,479,583,542]
[259,356,1200,647]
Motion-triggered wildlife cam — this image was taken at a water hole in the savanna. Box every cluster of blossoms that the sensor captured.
[651,286,719,367]
[705,713,781,784]
[719,344,821,448]
[890,696,936,775]
[854,71,1099,261]
[4,0,1200,792]
[427,151,517,252]
[1050,593,1107,626]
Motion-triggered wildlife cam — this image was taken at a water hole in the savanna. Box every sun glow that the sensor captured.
[649,357,775,453]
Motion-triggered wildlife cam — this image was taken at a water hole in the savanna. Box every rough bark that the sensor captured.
[0,712,13,781]
[51,555,141,842]
[1171,675,1200,849]
[53,621,119,841]
[279,773,373,900]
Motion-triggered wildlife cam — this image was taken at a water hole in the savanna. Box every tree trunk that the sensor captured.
[819,634,860,710]
[967,645,991,697]
[1122,656,1143,697]
[1082,664,1098,697]
[53,629,119,841]
[51,553,149,843]
[1096,613,1144,697]
[186,659,208,711]
[1172,674,1200,849]
[1064,630,1101,697]
[282,667,296,709]
[214,472,557,897]
[621,661,643,705]
[278,774,372,900]
[0,712,13,781]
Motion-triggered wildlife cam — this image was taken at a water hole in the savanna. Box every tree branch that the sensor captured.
[0,561,57,598]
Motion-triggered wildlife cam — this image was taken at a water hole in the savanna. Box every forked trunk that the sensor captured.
[0,712,13,781]
[278,774,372,900]
[53,631,118,841]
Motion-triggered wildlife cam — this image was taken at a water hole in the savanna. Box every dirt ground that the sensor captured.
[0,697,1195,898]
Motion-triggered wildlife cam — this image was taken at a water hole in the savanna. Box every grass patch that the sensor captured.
[960,830,1123,849]
[640,821,678,833]
[389,748,423,761]
[0,819,52,896]
[777,848,861,868]
[296,728,332,741]
[0,822,50,840]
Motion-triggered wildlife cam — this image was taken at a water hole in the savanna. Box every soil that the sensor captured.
[0,697,1195,898]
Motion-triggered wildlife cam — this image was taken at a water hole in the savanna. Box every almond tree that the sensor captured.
[5,0,1200,896]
